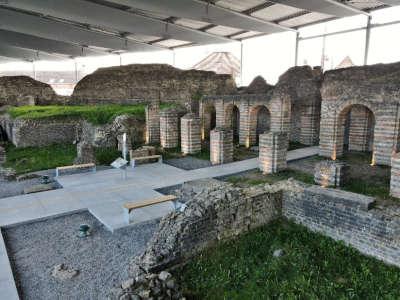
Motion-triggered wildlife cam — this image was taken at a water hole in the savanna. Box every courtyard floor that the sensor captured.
[0,146,318,299]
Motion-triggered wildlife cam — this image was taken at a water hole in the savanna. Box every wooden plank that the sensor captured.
[131,155,161,161]
[57,163,95,171]
[124,195,177,212]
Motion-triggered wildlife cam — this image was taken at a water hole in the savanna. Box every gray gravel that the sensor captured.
[164,156,212,170]
[3,211,158,300]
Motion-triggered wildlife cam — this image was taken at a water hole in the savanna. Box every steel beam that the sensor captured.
[0,44,68,61]
[270,0,369,17]
[105,0,294,33]
[0,8,162,52]
[3,0,231,45]
[0,29,104,57]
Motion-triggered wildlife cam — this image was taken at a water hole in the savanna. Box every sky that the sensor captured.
[0,6,399,95]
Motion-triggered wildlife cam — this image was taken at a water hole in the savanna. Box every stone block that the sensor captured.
[74,141,96,165]
[259,131,288,174]
[160,108,179,149]
[210,128,233,165]
[181,113,201,154]
[390,152,400,198]
[314,160,349,187]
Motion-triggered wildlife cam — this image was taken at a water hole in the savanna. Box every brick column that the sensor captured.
[181,113,201,154]
[314,160,349,187]
[259,132,288,174]
[145,101,160,144]
[160,108,179,149]
[300,104,320,146]
[210,128,233,165]
[390,152,400,198]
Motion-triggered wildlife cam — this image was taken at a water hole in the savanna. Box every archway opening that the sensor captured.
[250,105,271,146]
[336,104,375,162]
[225,104,240,144]
[203,104,216,140]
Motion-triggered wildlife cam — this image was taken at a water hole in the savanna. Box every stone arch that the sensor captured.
[225,104,240,143]
[249,105,271,145]
[334,103,376,160]
[202,103,216,140]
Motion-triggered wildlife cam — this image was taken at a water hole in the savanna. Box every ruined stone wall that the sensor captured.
[0,114,78,147]
[202,67,322,147]
[129,179,282,275]
[0,76,64,106]
[0,113,145,148]
[319,62,400,166]
[72,64,237,104]
[283,185,400,267]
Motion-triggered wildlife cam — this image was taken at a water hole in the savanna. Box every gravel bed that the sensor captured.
[164,156,212,170]
[3,211,158,300]
[0,166,113,199]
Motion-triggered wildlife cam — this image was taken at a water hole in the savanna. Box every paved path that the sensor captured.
[0,146,318,299]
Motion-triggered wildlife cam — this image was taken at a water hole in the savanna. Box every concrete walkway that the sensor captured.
[0,146,318,299]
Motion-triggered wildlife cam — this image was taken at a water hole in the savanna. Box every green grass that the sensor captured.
[4,143,121,174]
[7,103,174,125]
[4,143,76,174]
[179,219,400,299]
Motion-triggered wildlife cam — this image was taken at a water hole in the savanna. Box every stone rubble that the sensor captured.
[51,264,79,281]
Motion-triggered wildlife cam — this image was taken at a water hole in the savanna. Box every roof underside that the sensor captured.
[0,0,396,62]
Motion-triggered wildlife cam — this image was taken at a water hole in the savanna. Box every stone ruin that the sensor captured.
[319,61,400,166]
[200,66,322,148]
[0,75,64,106]
[71,64,237,105]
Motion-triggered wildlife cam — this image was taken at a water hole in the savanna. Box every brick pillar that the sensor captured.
[160,108,179,149]
[300,104,320,146]
[145,101,160,144]
[259,132,288,174]
[210,128,233,165]
[314,160,349,188]
[181,113,201,154]
[390,152,400,198]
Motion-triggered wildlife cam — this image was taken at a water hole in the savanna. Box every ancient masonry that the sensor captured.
[390,152,400,198]
[319,62,400,166]
[210,128,233,165]
[118,178,400,295]
[160,108,179,149]
[259,132,288,174]
[180,113,201,154]
[314,160,349,188]
[201,66,322,147]
[74,141,95,165]
[72,64,237,104]
[145,102,160,144]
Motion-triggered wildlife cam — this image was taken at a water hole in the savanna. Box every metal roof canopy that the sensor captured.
[270,0,369,17]
[0,0,397,62]
[105,0,294,33]
[0,7,163,52]
[0,44,68,62]
[2,0,231,45]
[0,29,104,57]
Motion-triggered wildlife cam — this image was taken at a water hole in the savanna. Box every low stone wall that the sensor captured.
[0,115,78,147]
[0,113,146,148]
[283,185,400,267]
[129,179,283,276]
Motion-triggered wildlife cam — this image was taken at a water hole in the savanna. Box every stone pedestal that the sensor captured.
[145,101,160,144]
[259,132,288,174]
[390,152,400,198]
[181,113,201,154]
[210,128,233,165]
[314,160,349,187]
[74,141,95,164]
[160,108,179,149]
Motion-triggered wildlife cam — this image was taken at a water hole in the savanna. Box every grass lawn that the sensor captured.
[6,104,174,125]
[4,143,121,174]
[179,219,400,299]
